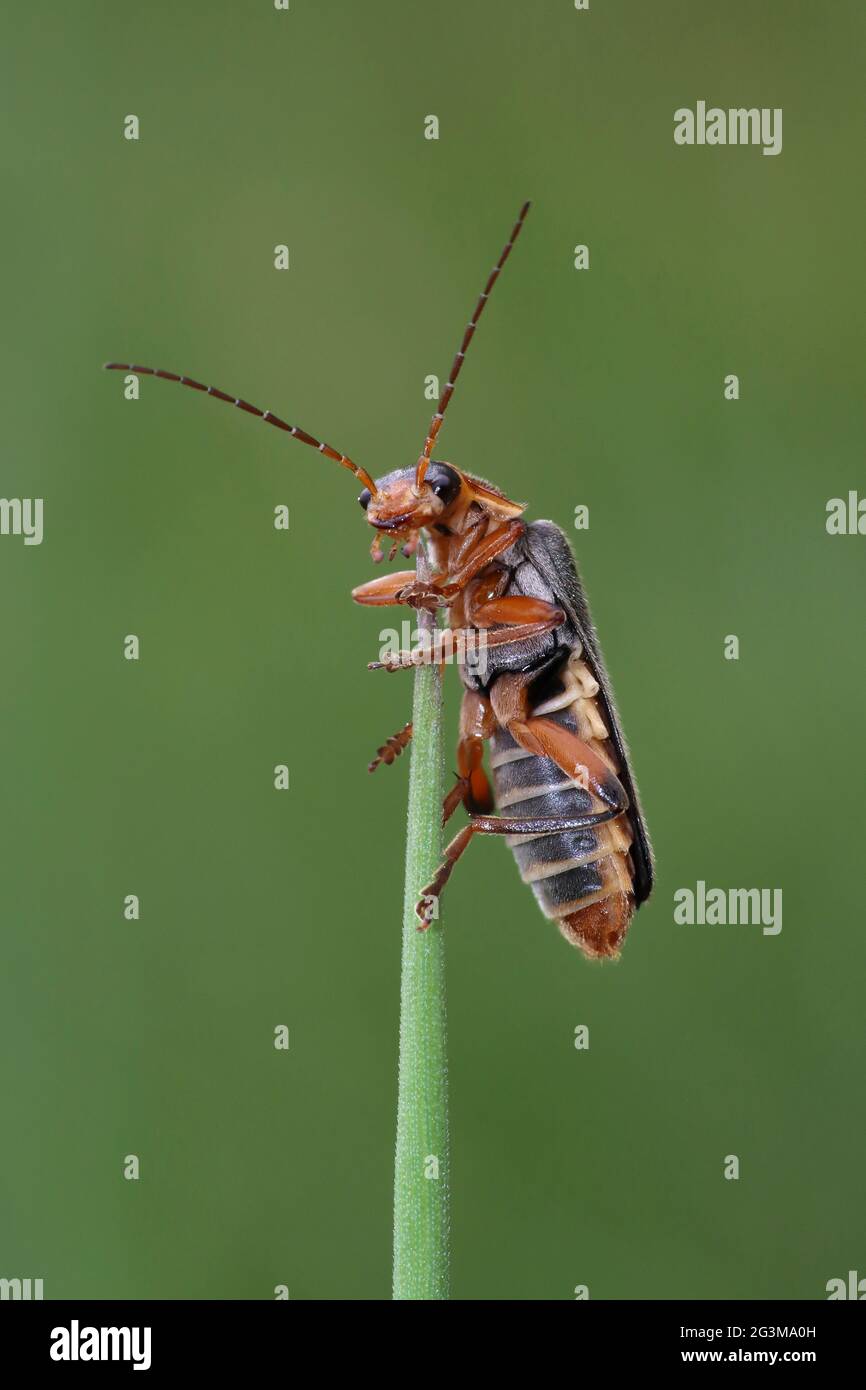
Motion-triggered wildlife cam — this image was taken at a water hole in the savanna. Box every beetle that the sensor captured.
[105,201,652,960]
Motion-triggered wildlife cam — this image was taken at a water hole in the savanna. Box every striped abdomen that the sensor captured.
[489,652,635,960]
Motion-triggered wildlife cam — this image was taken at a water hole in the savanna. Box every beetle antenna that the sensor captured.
[103,363,378,495]
[415,200,531,489]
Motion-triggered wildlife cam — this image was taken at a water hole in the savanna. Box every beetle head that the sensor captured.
[358,461,463,537]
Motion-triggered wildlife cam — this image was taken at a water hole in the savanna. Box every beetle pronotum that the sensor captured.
[106,202,653,960]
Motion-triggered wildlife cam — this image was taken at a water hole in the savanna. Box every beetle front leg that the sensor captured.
[352,571,421,607]
[431,519,526,599]
[367,720,413,773]
[352,569,450,612]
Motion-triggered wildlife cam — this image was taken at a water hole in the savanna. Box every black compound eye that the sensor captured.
[425,462,460,506]
[358,488,371,511]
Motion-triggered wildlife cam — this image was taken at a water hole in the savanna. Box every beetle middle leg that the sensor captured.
[367,615,564,672]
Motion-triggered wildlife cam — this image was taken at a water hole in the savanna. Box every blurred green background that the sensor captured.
[1,1,863,1300]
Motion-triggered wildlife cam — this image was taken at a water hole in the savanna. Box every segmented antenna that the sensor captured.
[103,363,377,495]
[415,200,531,489]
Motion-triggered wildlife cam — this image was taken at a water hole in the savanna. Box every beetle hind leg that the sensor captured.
[416,805,621,930]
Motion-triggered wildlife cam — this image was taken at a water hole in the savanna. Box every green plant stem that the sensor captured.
[392,547,449,1300]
